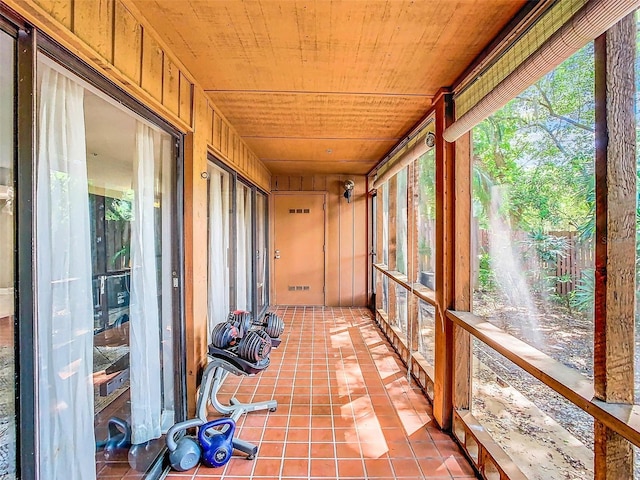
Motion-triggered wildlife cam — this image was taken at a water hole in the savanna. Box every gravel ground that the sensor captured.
[0,345,15,478]
[471,290,640,479]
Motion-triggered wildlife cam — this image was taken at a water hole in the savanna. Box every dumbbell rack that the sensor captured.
[195,344,279,460]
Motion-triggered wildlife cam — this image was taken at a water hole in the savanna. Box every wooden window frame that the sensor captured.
[370,14,639,479]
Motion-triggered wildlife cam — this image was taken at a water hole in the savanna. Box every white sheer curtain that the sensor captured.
[208,168,230,338]
[36,65,96,480]
[245,189,252,307]
[236,186,248,310]
[129,122,162,444]
[256,194,266,310]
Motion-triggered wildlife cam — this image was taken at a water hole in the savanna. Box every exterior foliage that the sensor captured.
[473,43,596,311]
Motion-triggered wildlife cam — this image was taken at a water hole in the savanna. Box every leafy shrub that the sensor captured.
[478,252,496,292]
[570,269,594,314]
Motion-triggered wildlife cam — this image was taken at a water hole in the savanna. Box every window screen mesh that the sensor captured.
[454,0,588,119]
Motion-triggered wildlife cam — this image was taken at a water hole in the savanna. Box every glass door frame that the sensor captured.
[0,9,189,477]
[208,156,270,323]
[0,9,39,478]
[254,188,269,320]
[236,177,254,315]
[2,24,188,478]
[208,158,237,313]
[370,190,377,310]
[0,9,37,479]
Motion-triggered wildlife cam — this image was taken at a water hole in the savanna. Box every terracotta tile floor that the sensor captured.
[166,307,477,480]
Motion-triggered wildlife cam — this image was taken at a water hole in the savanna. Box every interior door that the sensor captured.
[273,193,325,305]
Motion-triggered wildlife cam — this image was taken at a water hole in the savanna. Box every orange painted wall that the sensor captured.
[271,175,368,307]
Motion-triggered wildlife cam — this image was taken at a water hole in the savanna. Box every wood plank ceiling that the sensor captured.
[131,0,527,175]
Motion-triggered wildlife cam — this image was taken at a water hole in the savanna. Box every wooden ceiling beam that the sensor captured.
[131,0,529,176]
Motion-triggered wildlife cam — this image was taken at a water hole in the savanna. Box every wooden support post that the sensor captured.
[408,161,420,351]
[453,132,472,410]
[434,90,455,429]
[183,88,211,415]
[594,14,636,480]
[388,176,398,326]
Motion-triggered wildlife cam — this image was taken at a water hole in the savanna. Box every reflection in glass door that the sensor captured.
[256,192,268,316]
[0,28,16,480]
[236,182,253,312]
[382,184,389,312]
[36,56,178,479]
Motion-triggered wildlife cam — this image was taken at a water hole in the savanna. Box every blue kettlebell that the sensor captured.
[166,418,205,472]
[198,418,236,468]
[97,417,131,460]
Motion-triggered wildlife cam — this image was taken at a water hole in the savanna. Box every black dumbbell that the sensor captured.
[253,312,285,338]
[237,329,272,363]
[227,310,252,338]
[211,322,241,349]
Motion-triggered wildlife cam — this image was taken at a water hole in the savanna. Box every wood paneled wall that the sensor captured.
[5,0,270,192]
[271,174,368,306]
[5,0,271,414]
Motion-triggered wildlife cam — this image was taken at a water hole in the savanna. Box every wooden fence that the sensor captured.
[474,229,594,295]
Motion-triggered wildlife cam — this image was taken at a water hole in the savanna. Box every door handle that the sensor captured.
[274,250,280,259]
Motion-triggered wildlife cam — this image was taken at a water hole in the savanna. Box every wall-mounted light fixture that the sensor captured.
[425,131,436,148]
[343,180,355,203]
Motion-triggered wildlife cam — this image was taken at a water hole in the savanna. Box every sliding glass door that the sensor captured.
[256,192,268,316]
[207,161,269,334]
[36,55,179,479]
[0,26,16,480]
[236,181,253,312]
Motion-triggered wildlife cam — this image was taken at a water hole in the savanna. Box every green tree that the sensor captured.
[473,43,594,234]
[472,43,596,303]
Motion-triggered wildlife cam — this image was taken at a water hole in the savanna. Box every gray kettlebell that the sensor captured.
[95,417,131,461]
[166,418,205,472]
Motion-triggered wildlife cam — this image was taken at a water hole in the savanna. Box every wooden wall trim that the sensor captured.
[206,103,271,191]
[448,310,640,450]
[454,411,529,480]
[374,309,436,388]
[5,0,192,131]
[373,263,436,306]
[126,0,273,190]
